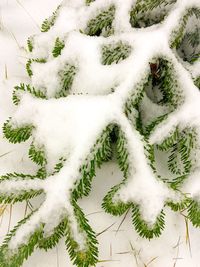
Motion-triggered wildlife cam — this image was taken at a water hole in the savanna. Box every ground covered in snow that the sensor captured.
[0,0,200,266]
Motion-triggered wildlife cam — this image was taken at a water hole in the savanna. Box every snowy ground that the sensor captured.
[0,0,200,266]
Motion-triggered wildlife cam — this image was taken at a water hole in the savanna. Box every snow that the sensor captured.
[0,0,200,266]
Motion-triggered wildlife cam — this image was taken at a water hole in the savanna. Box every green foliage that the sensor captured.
[195,76,200,89]
[1,1,200,266]
[13,83,46,105]
[27,37,34,52]
[171,7,200,49]
[130,0,176,28]
[57,64,76,98]
[167,130,194,176]
[29,143,47,166]
[26,58,46,77]
[103,128,166,239]
[38,219,67,251]
[101,41,132,65]
[3,119,33,144]
[65,201,98,267]
[73,126,113,200]
[148,59,180,107]
[132,206,165,239]
[116,129,129,177]
[176,26,200,64]
[86,0,95,5]
[0,212,43,267]
[144,114,168,137]
[188,200,200,227]
[102,183,131,216]
[157,127,179,151]
[167,196,190,212]
[0,172,43,204]
[85,5,115,36]
[0,189,42,205]
[52,157,67,174]
[157,128,196,189]
[52,37,65,57]
[129,58,181,137]
[41,6,60,32]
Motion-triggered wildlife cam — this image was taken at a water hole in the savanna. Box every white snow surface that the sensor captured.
[0,0,200,266]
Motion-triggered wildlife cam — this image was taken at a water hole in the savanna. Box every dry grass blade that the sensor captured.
[8,30,21,49]
[184,217,192,257]
[0,205,7,228]
[7,204,12,234]
[110,243,112,257]
[116,251,131,255]
[129,241,141,266]
[16,0,40,29]
[98,259,120,263]
[24,201,28,218]
[115,208,130,236]
[96,222,116,237]
[4,64,8,80]
[0,151,13,158]
[86,210,103,216]
[173,236,181,267]
[56,246,60,267]
[0,205,7,217]
[144,256,158,267]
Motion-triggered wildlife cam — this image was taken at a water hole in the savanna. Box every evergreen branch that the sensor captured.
[132,205,165,239]
[101,41,132,65]
[171,7,200,49]
[0,190,43,205]
[29,143,47,166]
[13,83,46,105]
[65,200,98,267]
[195,76,200,89]
[167,196,190,212]
[102,183,131,216]
[167,130,195,176]
[52,37,65,57]
[27,36,34,52]
[0,212,44,267]
[144,114,168,137]
[116,129,129,177]
[85,5,115,37]
[130,0,176,28]
[41,6,61,32]
[56,64,76,98]
[86,0,95,5]
[156,127,179,151]
[38,219,67,250]
[52,157,67,175]
[26,58,46,77]
[187,200,200,227]
[3,119,34,144]
[73,126,113,200]
[0,172,44,204]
